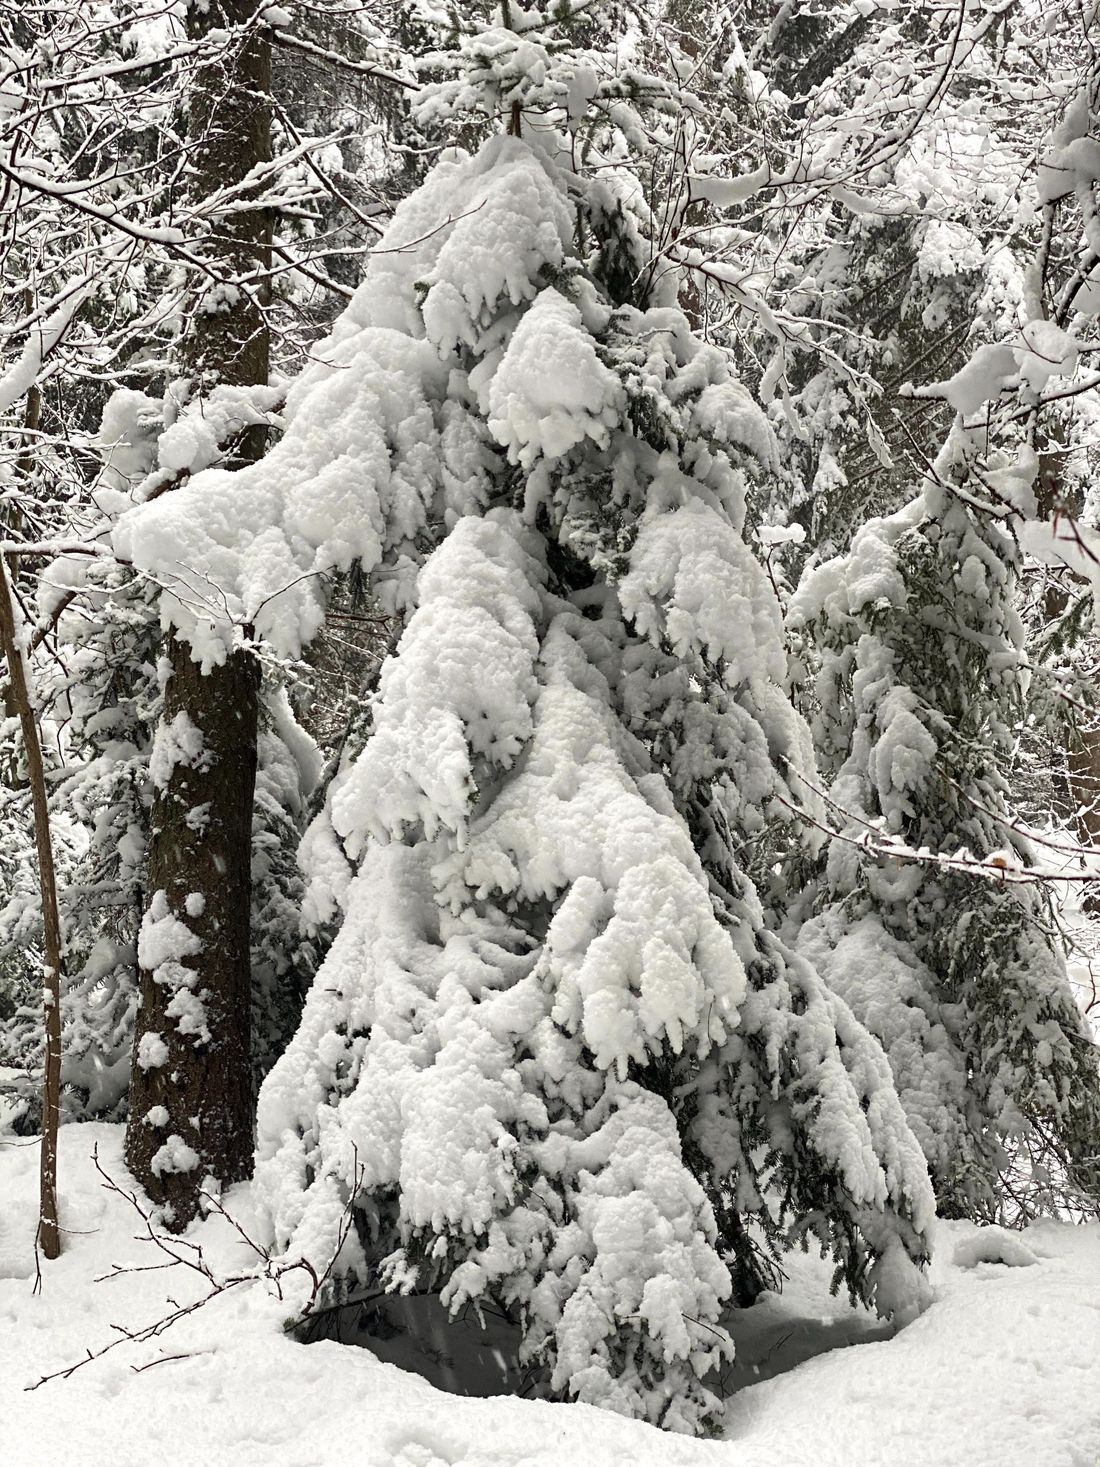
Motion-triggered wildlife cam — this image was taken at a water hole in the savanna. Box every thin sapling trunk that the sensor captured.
[0,549,63,1259]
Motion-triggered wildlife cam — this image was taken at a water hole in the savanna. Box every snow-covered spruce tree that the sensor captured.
[0,559,155,1128]
[0,802,76,1134]
[1025,31,1100,908]
[46,559,157,1121]
[789,424,1100,1217]
[120,4,933,1430]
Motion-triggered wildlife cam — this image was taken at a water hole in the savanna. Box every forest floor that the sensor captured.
[0,1124,1098,1467]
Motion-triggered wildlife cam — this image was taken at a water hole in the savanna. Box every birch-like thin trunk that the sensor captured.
[1,343,39,788]
[0,550,62,1258]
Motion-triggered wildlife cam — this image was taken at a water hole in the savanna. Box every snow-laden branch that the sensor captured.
[780,760,1100,889]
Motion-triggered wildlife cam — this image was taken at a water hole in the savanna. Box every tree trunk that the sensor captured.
[1036,441,1100,914]
[125,2,272,1226]
[124,645,260,1219]
[0,551,62,1259]
[1,355,39,788]
[1068,712,1100,915]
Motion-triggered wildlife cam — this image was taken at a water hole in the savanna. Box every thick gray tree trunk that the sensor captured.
[125,3,271,1226]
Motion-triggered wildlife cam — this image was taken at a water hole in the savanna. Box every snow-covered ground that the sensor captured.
[1,1125,1098,1467]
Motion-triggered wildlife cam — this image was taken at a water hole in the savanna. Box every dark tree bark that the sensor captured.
[1068,729,1100,913]
[125,646,261,1219]
[125,3,272,1226]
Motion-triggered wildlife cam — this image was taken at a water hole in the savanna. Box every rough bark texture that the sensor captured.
[0,551,62,1258]
[125,645,261,1218]
[125,2,271,1225]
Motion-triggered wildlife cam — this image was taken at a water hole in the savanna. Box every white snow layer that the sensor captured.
[915,321,1080,417]
[0,1126,1097,1467]
[798,911,972,1186]
[112,136,574,668]
[487,288,624,466]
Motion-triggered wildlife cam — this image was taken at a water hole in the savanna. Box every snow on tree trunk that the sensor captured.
[124,0,272,1224]
[125,650,258,1209]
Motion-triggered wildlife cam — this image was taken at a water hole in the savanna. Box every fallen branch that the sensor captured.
[25,1143,366,1388]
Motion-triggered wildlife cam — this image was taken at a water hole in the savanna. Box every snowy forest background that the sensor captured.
[1,0,1099,1442]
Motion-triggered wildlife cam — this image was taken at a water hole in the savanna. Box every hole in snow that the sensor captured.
[298,1279,897,1410]
[300,1292,526,1399]
[721,1294,895,1398]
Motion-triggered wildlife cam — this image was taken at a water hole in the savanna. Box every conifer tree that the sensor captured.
[119,3,936,1430]
[670,2,1046,570]
[790,424,1100,1215]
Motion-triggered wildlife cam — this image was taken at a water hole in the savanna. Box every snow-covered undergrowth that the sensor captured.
[1,1125,1098,1467]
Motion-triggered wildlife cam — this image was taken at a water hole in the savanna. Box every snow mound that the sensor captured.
[952,1227,1040,1270]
